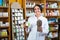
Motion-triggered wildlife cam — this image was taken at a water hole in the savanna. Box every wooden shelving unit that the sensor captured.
[0,17,8,18]
[46,16,58,18]
[0,36,8,38]
[0,26,9,29]
[50,29,58,32]
[46,0,60,2]
[46,8,60,10]
[46,0,59,40]
[0,6,8,8]
[0,0,11,40]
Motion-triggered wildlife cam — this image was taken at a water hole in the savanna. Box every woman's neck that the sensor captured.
[35,15,40,19]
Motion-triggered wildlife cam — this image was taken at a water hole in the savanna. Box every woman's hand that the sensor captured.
[37,26,42,32]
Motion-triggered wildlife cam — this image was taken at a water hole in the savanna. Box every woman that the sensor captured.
[27,4,49,40]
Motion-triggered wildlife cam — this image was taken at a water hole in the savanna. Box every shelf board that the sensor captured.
[26,0,40,2]
[49,23,57,25]
[46,0,60,2]
[26,7,33,9]
[0,26,9,29]
[26,7,44,9]
[46,16,58,18]
[0,6,8,9]
[0,17,8,19]
[0,36,8,38]
[50,29,58,32]
[46,8,60,10]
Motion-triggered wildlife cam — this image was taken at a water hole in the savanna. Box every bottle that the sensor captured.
[3,0,6,7]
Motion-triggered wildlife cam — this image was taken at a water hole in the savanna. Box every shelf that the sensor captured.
[0,6,8,9]
[26,0,40,1]
[0,17,8,19]
[0,0,10,40]
[0,26,9,29]
[46,0,60,2]
[0,36,8,38]
[46,8,60,10]
[49,23,57,25]
[26,7,33,9]
[26,7,44,9]
[50,29,58,32]
[46,16,58,18]
[51,37,58,40]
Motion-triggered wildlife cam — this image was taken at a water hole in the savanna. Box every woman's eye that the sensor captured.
[34,8,40,10]
[34,9,36,10]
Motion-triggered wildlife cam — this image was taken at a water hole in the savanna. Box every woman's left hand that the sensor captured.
[37,27,42,32]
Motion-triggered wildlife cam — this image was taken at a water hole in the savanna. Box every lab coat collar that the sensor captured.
[33,14,43,20]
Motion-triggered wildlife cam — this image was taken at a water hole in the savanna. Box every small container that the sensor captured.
[20,9,23,12]
[15,17,18,20]
[21,17,23,20]
[0,12,3,17]
[15,13,18,16]
[3,12,8,17]
[5,22,9,26]
[2,24,6,26]
[1,30,7,36]
[0,21,2,26]
[15,9,18,12]
[15,21,17,24]
[12,9,15,12]
[18,17,20,20]
[18,21,21,24]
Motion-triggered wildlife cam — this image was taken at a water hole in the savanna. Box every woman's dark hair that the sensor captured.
[33,4,42,13]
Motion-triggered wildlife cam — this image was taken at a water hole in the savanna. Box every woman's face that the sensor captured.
[34,6,41,16]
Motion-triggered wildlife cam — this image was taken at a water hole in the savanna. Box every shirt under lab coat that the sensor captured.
[27,15,49,40]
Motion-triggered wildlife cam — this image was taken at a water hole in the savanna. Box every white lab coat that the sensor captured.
[27,15,49,40]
